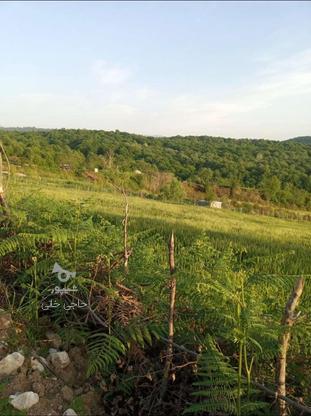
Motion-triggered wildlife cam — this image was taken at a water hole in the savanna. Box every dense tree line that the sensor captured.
[0,128,310,208]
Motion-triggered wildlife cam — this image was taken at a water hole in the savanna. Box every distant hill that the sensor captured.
[0,126,53,132]
[0,128,310,207]
[287,136,311,145]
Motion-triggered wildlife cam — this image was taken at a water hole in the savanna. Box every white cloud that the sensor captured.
[153,48,311,137]
[2,50,311,139]
[91,60,131,86]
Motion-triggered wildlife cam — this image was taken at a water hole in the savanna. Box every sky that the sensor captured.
[0,1,311,140]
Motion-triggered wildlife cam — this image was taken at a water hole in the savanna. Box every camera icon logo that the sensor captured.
[52,262,76,283]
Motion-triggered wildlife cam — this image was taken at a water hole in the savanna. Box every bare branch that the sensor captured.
[277,277,305,416]
[160,231,177,399]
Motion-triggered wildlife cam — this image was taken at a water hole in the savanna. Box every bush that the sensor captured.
[159,178,186,202]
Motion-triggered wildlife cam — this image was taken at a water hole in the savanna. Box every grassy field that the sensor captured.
[8,177,311,274]
[2,177,311,416]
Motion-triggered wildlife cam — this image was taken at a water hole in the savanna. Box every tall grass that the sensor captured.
[8,178,311,274]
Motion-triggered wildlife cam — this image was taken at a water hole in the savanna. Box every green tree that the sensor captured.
[261,175,281,202]
[160,178,186,202]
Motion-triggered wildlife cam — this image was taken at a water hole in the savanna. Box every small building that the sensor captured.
[60,163,71,171]
[210,200,222,209]
[197,199,209,206]
[94,168,99,173]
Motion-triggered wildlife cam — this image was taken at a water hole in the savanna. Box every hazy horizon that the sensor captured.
[2,124,309,141]
[1,1,311,139]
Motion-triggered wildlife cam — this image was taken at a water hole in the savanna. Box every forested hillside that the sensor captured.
[288,136,311,145]
[1,129,311,208]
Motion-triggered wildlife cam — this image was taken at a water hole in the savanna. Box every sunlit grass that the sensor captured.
[9,177,311,274]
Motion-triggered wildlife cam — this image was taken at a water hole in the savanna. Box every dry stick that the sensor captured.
[100,175,132,273]
[123,190,130,274]
[277,277,305,416]
[254,381,311,415]
[31,353,69,386]
[160,231,177,399]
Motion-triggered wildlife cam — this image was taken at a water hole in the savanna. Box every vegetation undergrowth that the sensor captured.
[0,183,310,415]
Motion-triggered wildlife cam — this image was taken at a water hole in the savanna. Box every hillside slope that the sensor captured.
[287,136,311,145]
[1,128,310,207]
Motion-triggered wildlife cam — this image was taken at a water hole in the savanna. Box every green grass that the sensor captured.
[3,177,311,413]
[7,177,311,274]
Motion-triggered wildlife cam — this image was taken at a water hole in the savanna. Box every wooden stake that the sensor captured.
[277,277,305,416]
[123,191,130,274]
[160,231,177,399]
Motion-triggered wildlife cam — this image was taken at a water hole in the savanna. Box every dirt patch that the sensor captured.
[0,350,105,416]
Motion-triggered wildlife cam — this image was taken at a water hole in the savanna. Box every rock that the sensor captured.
[63,409,78,416]
[61,385,74,402]
[10,391,39,410]
[32,381,45,397]
[46,331,62,349]
[0,310,12,330]
[0,352,25,377]
[49,348,58,354]
[50,351,70,369]
[31,357,45,372]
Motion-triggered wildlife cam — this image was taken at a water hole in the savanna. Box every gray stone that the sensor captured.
[63,409,78,416]
[10,391,39,410]
[30,357,45,372]
[0,352,25,376]
[50,351,70,369]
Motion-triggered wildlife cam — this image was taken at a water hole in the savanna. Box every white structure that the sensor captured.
[210,200,222,209]
[94,168,99,173]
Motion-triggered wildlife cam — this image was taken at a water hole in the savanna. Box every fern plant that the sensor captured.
[86,332,126,377]
[185,338,268,416]
[86,320,165,377]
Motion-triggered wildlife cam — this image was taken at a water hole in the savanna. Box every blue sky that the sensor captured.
[1,1,311,139]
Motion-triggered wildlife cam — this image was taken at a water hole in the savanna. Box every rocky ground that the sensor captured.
[0,310,104,416]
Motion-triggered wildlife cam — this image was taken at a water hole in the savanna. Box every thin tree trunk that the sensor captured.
[123,192,130,274]
[160,232,177,399]
[277,277,305,416]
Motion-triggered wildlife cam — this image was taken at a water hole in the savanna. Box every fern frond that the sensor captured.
[87,332,126,377]
[185,337,238,415]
